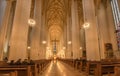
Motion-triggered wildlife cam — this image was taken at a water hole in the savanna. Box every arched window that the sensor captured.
[0,0,6,29]
[111,0,120,49]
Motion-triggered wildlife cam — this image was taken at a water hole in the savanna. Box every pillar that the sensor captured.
[106,1,118,57]
[30,0,42,60]
[71,0,80,59]
[63,23,67,58]
[96,2,112,59]
[66,12,72,59]
[9,0,32,60]
[83,0,100,61]
[40,9,47,59]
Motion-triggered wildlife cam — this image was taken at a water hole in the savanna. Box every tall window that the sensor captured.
[3,1,16,59]
[111,0,120,49]
[0,0,6,29]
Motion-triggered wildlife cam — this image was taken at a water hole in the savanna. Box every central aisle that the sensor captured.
[40,61,86,76]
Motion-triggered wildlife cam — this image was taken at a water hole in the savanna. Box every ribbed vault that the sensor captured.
[45,0,66,40]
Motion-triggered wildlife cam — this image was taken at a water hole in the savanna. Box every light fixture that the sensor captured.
[27,46,31,49]
[80,47,82,50]
[68,41,72,44]
[42,41,46,44]
[28,18,36,27]
[83,22,90,29]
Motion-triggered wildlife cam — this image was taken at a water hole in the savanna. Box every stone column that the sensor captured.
[9,0,31,60]
[30,0,42,60]
[0,0,13,60]
[96,3,111,59]
[46,32,51,59]
[83,0,100,61]
[60,34,64,58]
[106,1,118,57]
[66,13,72,59]
[40,10,47,59]
[63,23,67,58]
[71,0,80,59]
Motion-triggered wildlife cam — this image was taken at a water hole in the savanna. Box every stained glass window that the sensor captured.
[111,0,120,49]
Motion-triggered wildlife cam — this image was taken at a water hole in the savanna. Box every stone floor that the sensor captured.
[39,61,86,76]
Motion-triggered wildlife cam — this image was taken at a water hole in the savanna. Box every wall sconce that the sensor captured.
[83,22,90,29]
[80,47,82,50]
[42,41,46,44]
[68,41,72,44]
[27,46,31,49]
[28,18,36,27]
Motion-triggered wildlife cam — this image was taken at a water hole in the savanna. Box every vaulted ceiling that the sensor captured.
[46,0,66,28]
[41,0,104,41]
[42,0,67,40]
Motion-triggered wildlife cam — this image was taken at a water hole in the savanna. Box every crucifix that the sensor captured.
[51,39,59,54]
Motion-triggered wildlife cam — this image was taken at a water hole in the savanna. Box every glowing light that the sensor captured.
[28,18,36,27]
[80,47,82,50]
[27,46,31,49]
[83,22,90,29]
[42,41,46,44]
[68,41,72,44]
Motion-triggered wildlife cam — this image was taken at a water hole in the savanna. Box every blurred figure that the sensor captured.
[9,60,14,65]
[22,59,28,65]
[15,59,22,65]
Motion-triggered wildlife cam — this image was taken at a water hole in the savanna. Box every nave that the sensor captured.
[0,0,120,76]
[40,61,85,76]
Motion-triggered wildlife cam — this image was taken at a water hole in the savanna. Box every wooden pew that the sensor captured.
[0,59,51,76]
[114,64,120,76]
[112,59,120,76]
[75,60,81,69]
[0,65,31,76]
[34,59,51,73]
[86,59,120,76]
[99,61,114,76]
[100,59,120,76]
[86,61,100,76]
[0,61,40,76]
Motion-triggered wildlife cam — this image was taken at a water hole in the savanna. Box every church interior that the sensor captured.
[0,0,120,76]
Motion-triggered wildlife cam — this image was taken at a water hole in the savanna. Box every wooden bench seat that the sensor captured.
[0,59,51,76]
[86,59,120,76]
[86,61,100,75]
[0,65,31,76]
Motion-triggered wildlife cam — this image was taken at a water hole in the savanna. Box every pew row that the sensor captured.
[0,59,51,76]
[86,59,120,76]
